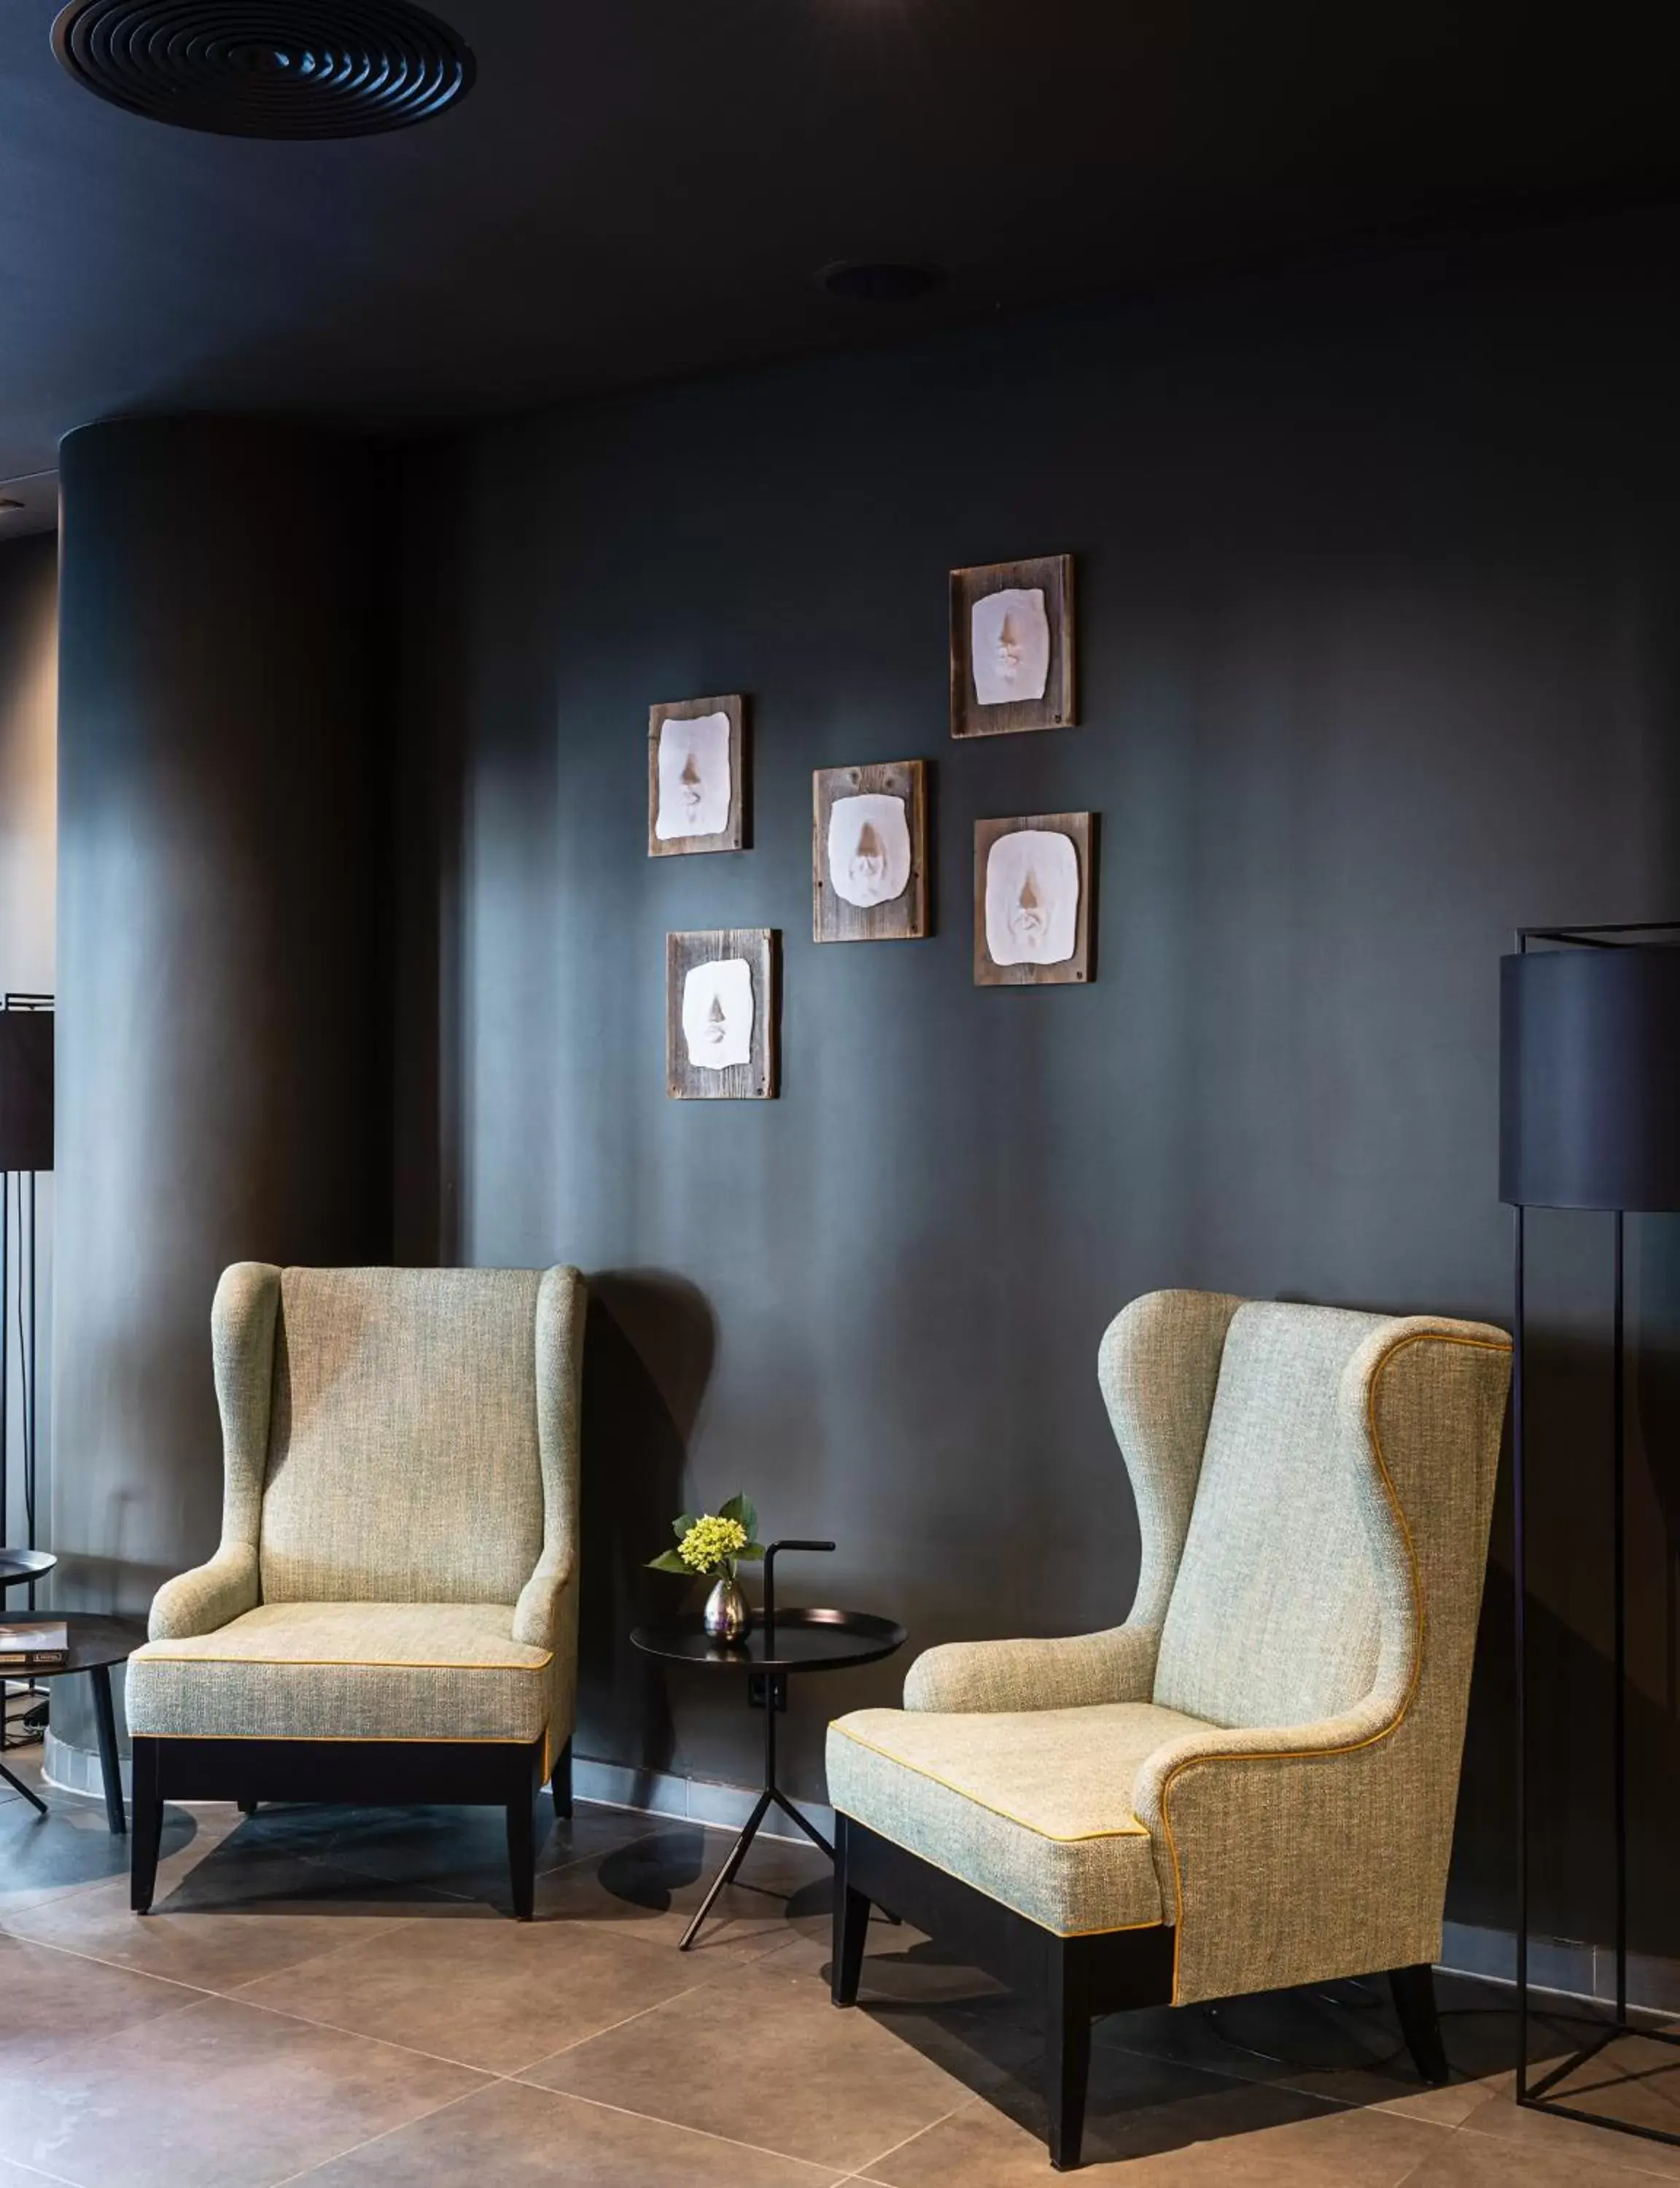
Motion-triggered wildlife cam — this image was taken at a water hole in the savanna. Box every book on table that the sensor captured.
[0,1621,69,1669]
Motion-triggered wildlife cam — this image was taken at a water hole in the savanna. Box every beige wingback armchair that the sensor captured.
[126,1262,586,1919]
[826,1291,1511,2170]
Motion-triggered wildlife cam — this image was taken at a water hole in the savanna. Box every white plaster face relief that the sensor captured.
[682,957,754,1069]
[984,829,1080,966]
[828,792,912,909]
[656,712,732,840]
[971,587,1051,705]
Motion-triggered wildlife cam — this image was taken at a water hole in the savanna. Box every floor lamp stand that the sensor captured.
[1,991,51,1766]
[1507,922,1680,2146]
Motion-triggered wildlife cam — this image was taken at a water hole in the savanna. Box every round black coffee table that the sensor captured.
[0,1610,145,1835]
[633,1594,905,1950]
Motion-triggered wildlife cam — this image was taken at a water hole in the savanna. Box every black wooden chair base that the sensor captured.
[831,1817,1450,2171]
[130,1733,570,1921]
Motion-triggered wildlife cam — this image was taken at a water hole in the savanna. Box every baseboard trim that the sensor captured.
[571,1756,835,1847]
[1439,1919,1680,2015]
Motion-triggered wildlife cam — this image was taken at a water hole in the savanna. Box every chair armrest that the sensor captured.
[1130,1692,1438,2004]
[148,1545,260,1642]
[512,1560,573,1653]
[904,1623,1160,1712]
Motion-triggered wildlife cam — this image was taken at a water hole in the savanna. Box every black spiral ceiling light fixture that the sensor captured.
[50,0,475,137]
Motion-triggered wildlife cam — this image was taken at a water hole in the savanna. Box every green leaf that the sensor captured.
[646,1550,691,1573]
[718,1492,758,1537]
[737,1540,766,1562]
[671,1512,699,1543]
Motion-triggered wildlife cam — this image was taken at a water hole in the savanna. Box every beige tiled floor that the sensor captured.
[2,1740,1677,2187]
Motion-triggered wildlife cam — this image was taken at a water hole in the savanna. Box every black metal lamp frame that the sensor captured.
[1,993,52,1772]
[1512,921,1680,2146]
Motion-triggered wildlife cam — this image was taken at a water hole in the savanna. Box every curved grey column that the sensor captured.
[50,418,389,1769]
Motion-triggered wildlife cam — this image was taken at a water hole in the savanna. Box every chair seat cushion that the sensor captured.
[826,1700,1210,1936]
[125,1602,553,1743]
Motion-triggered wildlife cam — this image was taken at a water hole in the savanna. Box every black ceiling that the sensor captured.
[1,0,1677,497]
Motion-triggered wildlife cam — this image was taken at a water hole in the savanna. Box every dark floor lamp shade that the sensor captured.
[1500,944,1680,1213]
[0,1010,52,1173]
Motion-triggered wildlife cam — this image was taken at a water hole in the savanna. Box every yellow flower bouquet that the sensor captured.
[647,1494,766,1581]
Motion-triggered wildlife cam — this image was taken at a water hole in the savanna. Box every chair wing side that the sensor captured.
[901,1289,1242,1715]
[512,1264,588,1652]
[148,1262,279,1642]
[1129,1318,1510,2004]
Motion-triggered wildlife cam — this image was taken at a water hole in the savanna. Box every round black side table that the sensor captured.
[0,1609,145,1834]
[632,1581,904,1950]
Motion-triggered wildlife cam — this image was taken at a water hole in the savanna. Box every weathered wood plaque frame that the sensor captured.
[648,694,747,856]
[973,812,1096,988]
[666,928,779,1098]
[949,554,1076,738]
[812,759,930,944]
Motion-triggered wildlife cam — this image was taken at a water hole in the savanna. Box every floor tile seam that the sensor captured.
[0,2154,81,2188]
[1454,2103,1680,2181]
[9,1902,435,2001]
[0,1876,127,1926]
[0,1924,216,2002]
[212,1909,441,1988]
[191,1987,523,2077]
[540,2081,916,2174]
[260,2078,497,2188]
[506,1976,723,2074]
[836,2088,989,2181]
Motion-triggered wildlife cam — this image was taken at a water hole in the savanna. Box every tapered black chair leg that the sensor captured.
[831,1817,871,2007]
[1391,1963,1450,2084]
[507,1792,537,1920]
[551,1737,572,1821]
[238,1799,260,1816]
[1046,1951,1091,2171]
[130,1737,163,1914]
[506,1739,544,1920]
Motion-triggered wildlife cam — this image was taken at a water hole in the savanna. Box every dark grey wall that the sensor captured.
[52,420,391,1747]
[397,210,1680,1950]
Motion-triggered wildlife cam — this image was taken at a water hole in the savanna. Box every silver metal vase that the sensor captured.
[703,1570,750,1642]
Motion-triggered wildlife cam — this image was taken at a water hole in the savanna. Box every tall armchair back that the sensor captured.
[1153,1303,1400,1728]
[210,1264,570,1607]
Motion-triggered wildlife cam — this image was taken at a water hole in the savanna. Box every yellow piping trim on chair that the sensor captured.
[830,1720,1151,1842]
[1157,1330,1511,2005]
[133,1651,555,1671]
[139,1730,542,1742]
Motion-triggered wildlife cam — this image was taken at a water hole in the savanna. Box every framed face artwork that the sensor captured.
[812,760,929,943]
[648,694,747,855]
[949,554,1076,738]
[666,929,778,1098]
[973,813,1096,987]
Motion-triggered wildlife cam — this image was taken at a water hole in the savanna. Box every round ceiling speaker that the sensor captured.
[50,0,475,138]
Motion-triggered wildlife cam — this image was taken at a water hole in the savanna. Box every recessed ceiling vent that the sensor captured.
[50,0,474,138]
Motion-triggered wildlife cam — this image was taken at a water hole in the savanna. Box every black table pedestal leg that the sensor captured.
[770,1785,834,1858]
[90,1662,126,1834]
[680,1787,772,1949]
[0,1756,47,1815]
